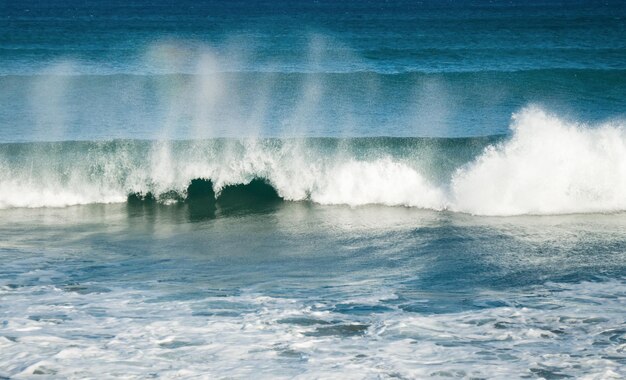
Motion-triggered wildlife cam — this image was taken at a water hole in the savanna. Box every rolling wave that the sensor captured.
[0,107,624,216]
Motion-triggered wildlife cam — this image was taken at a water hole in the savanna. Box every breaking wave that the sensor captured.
[0,107,624,216]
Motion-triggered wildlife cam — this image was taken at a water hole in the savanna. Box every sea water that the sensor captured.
[1,1,625,378]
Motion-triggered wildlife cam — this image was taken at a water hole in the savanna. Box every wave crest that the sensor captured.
[451,107,626,215]
[0,107,624,216]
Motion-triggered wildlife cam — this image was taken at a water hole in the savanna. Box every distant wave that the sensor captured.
[4,67,626,76]
[3,67,626,79]
[0,107,625,216]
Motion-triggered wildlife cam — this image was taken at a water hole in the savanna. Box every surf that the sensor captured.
[0,107,624,216]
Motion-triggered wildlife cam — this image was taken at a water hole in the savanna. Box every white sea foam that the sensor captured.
[0,107,624,215]
[451,107,626,215]
[308,158,445,209]
[0,281,624,379]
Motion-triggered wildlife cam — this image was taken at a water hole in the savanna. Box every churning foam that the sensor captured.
[0,107,624,216]
[451,107,626,215]
[309,159,445,209]
[2,280,624,378]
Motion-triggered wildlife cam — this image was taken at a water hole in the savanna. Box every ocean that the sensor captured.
[1,1,625,378]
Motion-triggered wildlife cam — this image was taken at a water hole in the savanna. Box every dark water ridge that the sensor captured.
[128,177,282,220]
[4,67,626,77]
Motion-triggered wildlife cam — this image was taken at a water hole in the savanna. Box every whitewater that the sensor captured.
[1,107,624,216]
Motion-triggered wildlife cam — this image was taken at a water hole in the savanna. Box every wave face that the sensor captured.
[0,107,625,216]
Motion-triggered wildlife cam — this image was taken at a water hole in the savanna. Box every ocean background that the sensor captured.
[1,1,626,378]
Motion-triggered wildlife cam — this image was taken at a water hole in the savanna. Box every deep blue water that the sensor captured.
[0,1,625,378]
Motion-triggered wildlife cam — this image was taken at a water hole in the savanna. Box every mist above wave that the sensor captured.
[3,38,625,143]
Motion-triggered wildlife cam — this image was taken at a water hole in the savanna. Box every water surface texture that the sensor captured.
[1,1,625,378]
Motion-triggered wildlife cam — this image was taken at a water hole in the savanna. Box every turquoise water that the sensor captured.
[1,1,626,378]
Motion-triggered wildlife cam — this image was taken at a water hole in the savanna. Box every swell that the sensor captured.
[0,106,625,216]
[3,67,626,76]
[4,68,626,81]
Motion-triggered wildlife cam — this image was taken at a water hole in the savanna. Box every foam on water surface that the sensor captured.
[0,281,624,379]
[0,201,624,378]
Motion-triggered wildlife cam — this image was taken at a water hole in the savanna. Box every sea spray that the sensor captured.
[451,107,626,215]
